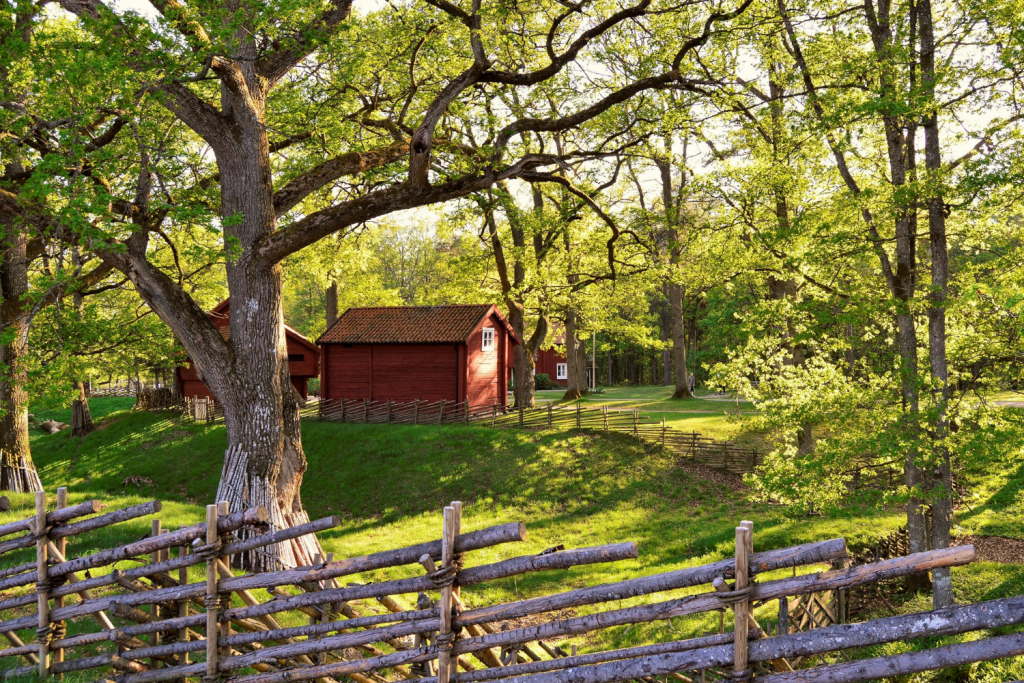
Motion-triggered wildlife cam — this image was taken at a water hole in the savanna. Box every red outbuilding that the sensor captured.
[318,305,518,407]
[534,347,570,386]
[175,299,321,401]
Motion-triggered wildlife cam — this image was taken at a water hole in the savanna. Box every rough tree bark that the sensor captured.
[325,282,339,329]
[780,0,930,570]
[661,289,672,385]
[0,7,42,493]
[656,134,691,399]
[71,248,94,438]
[486,189,551,409]
[0,220,42,493]
[918,0,953,607]
[562,311,587,401]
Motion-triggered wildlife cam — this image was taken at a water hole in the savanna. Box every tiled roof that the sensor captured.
[319,305,505,345]
[209,299,320,352]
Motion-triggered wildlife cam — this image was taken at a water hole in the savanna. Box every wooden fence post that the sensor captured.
[492,403,496,427]
[439,400,446,424]
[548,404,553,428]
[633,409,639,437]
[662,418,666,446]
[437,505,457,683]
[414,399,420,425]
[205,503,220,679]
[576,403,581,431]
[217,501,230,658]
[363,399,369,423]
[604,405,608,431]
[832,558,847,623]
[519,405,524,427]
[733,523,751,680]
[53,487,67,666]
[35,490,49,678]
[779,597,789,634]
[464,401,469,424]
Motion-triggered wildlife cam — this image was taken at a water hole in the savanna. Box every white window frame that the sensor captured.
[556,363,568,380]
[481,327,495,351]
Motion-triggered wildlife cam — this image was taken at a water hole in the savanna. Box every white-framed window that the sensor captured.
[556,363,568,380]
[481,327,495,351]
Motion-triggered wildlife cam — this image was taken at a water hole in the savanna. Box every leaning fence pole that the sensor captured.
[733,523,751,680]
[205,503,220,678]
[35,490,49,678]
[53,487,67,666]
[437,505,457,683]
[150,517,163,668]
[179,528,190,670]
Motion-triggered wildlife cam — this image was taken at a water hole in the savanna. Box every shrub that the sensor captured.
[534,373,555,390]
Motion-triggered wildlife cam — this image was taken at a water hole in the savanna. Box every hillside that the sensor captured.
[5,397,1024,679]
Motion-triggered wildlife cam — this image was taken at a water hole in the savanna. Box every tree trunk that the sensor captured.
[325,281,338,328]
[669,284,690,398]
[562,311,585,402]
[71,384,94,438]
[0,222,42,493]
[918,0,953,608]
[115,76,323,571]
[661,288,671,385]
[657,136,692,399]
[507,305,547,409]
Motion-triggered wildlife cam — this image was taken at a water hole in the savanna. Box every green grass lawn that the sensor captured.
[2,396,1023,680]
[533,386,762,446]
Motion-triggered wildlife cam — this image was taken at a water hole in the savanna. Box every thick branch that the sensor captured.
[273,141,410,216]
[259,0,354,86]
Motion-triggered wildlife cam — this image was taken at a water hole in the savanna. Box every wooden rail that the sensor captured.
[0,487,1006,683]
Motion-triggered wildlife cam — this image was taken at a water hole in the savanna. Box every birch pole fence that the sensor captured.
[0,488,1015,683]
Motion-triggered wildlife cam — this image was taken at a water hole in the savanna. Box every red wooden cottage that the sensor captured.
[535,347,570,387]
[318,305,518,407]
[175,299,321,400]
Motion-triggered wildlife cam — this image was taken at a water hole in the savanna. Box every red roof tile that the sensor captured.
[319,305,515,345]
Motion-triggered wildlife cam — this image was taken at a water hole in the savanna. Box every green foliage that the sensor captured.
[534,373,555,390]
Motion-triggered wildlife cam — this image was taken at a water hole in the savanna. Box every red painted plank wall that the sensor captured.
[465,312,507,407]
[536,347,568,386]
[322,344,459,402]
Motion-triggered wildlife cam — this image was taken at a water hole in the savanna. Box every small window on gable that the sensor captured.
[556,363,567,380]
[288,354,305,362]
[482,327,495,351]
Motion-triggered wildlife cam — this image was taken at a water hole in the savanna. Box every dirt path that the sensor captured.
[953,535,1024,564]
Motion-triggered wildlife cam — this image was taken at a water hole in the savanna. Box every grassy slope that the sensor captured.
[4,396,1024,680]
[536,387,762,447]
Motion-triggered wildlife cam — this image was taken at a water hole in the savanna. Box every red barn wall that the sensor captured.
[536,347,568,386]
[322,344,460,402]
[465,311,508,407]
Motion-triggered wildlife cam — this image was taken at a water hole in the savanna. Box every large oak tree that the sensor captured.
[38,0,752,565]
